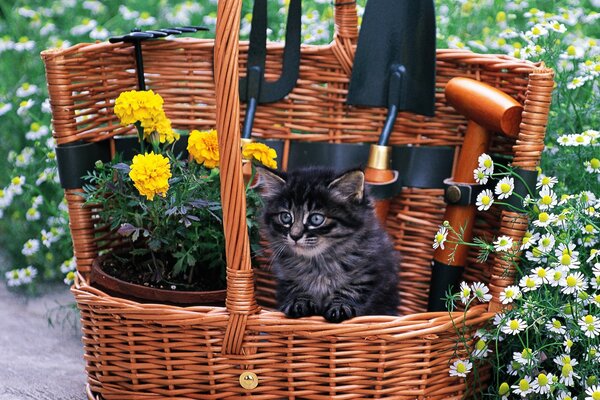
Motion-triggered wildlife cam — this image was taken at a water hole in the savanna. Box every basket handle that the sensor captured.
[217,1,360,354]
[488,66,554,312]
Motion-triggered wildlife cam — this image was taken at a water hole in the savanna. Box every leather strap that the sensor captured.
[427,260,465,312]
[56,141,111,189]
[503,168,538,210]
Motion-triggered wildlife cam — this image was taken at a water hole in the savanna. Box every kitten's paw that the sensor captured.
[282,296,317,318]
[324,302,356,323]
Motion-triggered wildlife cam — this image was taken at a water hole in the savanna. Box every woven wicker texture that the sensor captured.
[41,1,554,398]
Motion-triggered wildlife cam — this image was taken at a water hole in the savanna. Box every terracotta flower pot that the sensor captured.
[90,253,226,306]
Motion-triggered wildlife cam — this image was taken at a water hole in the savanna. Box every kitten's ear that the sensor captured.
[256,166,286,197]
[328,170,365,202]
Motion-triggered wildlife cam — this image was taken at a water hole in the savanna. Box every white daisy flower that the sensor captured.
[555,242,581,269]
[559,360,579,387]
[60,258,77,274]
[501,317,527,335]
[567,76,589,89]
[585,158,600,173]
[5,269,22,286]
[25,122,50,141]
[25,208,40,221]
[82,0,104,14]
[13,37,35,52]
[531,372,553,395]
[471,338,491,358]
[41,98,51,114]
[89,26,109,40]
[8,176,26,195]
[537,233,555,252]
[0,101,12,116]
[19,266,37,284]
[118,5,139,20]
[0,188,14,208]
[532,211,556,227]
[560,271,587,295]
[499,285,521,304]
[546,318,567,335]
[530,266,550,283]
[21,239,40,256]
[545,20,567,33]
[476,189,494,211]
[556,391,574,400]
[494,235,514,252]
[70,18,97,36]
[16,83,39,98]
[471,282,492,303]
[519,275,542,292]
[473,167,490,184]
[579,314,600,338]
[520,231,539,250]
[477,153,494,174]
[525,23,548,39]
[493,312,506,326]
[136,11,157,26]
[536,173,558,189]
[537,186,558,210]
[17,99,35,116]
[459,281,471,304]
[513,347,535,366]
[586,385,600,400]
[494,177,514,200]
[64,270,76,285]
[448,359,472,377]
[563,336,575,353]
[432,226,448,250]
[511,376,533,396]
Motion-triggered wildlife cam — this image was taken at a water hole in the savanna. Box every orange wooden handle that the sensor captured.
[364,166,396,183]
[445,77,523,137]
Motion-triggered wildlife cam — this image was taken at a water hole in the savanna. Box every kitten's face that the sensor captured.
[258,167,366,258]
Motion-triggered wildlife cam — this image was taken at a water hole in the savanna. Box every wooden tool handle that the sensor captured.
[365,145,396,226]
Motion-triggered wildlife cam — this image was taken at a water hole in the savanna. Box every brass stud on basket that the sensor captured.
[239,371,259,390]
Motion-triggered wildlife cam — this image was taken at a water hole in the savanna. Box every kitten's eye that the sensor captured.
[279,211,293,225]
[308,213,325,227]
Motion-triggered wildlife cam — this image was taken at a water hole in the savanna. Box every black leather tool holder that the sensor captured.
[56,141,112,189]
[285,142,454,199]
[427,260,465,311]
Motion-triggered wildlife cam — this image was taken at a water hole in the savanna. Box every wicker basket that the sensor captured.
[41,1,553,399]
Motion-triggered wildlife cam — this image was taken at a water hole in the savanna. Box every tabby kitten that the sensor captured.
[258,166,399,323]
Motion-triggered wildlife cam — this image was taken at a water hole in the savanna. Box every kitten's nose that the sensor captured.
[289,232,303,242]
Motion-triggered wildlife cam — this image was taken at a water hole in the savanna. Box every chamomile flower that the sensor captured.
[546,318,567,335]
[448,359,472,377]
[499,285,521,304]
[0,101,12,116]
[25,208,40,221]
[560,271,587,295]
[538,233,556,252]
[473,167,490,184]
[519,274,542,292]
[494,177,515,200]
[136,11,157,26]
[0,188,14,208]
[531,266,551,283]
[538,186,558,210]
[472,338,492,358]
[585,158,600,173]
[476,189,494,211]
[9,176,26,195]
[536,173,558,189]
[5,269,22,286]
[513,347,535,366]
[432,226,448,250]
[21,239,40,256]
[520,231,539,250]
[533,211,556,227]
[70,18,97,36]
[511,376,533,396]
[567,76,589,89]
[579,314,600,338]
[89,26,109,40]
[555,243,581,269]
[19,266,37,284]
[118,5,139,20]
[13,36,35,52]
[16,82,39,97]
[502,317,527,335]
[531,372,553,395]
[471,282,492,302]
[494,235,514,252]
[478,153,494,174]
[17,99,35,116]
[586,385,600,400]
[559,360,579,386]
[64,270,76,285]
[25,122,49,141]
[546,20,567,33]
[459,281,471,304]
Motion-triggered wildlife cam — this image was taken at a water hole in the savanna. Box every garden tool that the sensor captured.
[427,77,523,312]
[239,0,301,142]
[109,26,208,90]
[346,0,436,225]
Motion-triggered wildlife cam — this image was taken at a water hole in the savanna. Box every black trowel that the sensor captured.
[347,0,436,223]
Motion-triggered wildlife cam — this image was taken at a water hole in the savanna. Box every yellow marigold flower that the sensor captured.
[153,116,179,144]
[129,152,171,201]
[188,129,220,169]
[242,142,278,169]
[114,90,164,126]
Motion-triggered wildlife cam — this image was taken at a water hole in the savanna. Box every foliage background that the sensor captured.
[0,0,598,285]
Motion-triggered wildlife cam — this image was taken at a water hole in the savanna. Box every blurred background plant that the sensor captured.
[0,0,598,294]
